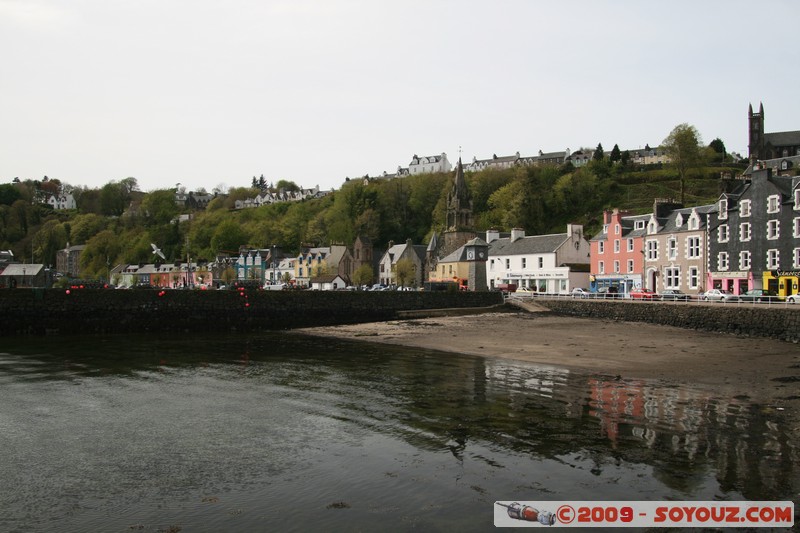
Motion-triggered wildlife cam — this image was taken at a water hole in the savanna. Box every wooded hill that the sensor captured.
[0,159,744,280]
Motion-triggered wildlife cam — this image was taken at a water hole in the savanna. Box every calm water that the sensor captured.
[0,332,796,532]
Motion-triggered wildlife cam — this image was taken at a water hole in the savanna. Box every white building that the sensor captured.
[486,224,591,293]
[408,153,451,175]
[46,193,76,210]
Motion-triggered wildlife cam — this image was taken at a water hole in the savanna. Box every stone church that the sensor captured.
[748,102,800,161]
[425,158,479,280]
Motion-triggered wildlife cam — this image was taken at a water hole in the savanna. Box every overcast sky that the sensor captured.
[2,0,799,194]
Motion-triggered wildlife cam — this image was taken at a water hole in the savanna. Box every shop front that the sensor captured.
[763,270,800,299]
[590,274,641,296]
[706,271,750,294]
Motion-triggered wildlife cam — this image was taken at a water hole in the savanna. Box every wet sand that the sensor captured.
[296,310,800,435]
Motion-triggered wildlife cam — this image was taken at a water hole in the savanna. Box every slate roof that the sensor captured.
[765,130,800,147]
[489,233,568,255]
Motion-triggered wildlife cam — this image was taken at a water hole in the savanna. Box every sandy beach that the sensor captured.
[297,309,800,434]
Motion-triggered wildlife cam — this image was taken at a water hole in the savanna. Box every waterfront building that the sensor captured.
[488,225,590,294]
[378,239,426,287]
[642,201,714,295]
[590,209,649,295]
[707,167,800,298]
[408,153,451,175]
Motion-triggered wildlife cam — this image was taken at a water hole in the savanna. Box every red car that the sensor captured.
[629,288,658,300]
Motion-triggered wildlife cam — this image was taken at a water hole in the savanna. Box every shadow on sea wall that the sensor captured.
[536,299,800,343]
[0,288,504,336]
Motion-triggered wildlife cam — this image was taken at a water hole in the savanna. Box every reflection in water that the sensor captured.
[0,333,796,532]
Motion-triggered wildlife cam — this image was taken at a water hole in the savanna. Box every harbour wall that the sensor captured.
[535,298,800,343]
[0,288,504,336]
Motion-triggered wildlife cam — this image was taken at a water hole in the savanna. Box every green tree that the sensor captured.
[395,257,414,287]
[353,263,373,288]
[593,143,605,161]
[140,190,178,226]
[610,144,621,163]
[211,219,248,254]
[0,184,21,206]
[708,138,726,163]
[32,219,67,266]
[275,179,300,192]
[80,230,122,279]
[663,123,705,204]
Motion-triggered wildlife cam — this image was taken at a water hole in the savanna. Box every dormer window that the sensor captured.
[688,215,699,231]
[634,220,645,230]
[794,189,800,210]
[648,221,657,234]
[675,214,684,227]
[719,199,728,220]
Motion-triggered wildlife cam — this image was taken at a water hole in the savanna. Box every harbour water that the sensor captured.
[0,332,796,532]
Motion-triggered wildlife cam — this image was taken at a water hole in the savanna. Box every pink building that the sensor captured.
[589,209,648,296]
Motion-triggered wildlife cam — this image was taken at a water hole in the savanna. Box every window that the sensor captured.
[665,267,680,289]
[648,221,657,234]
[614,240,620,253]
[521,258,527,269]
[675,214,684,227]
[718,252,729,271]
[635,220,645,230]
[627,259,634,273]
[718,224,729,242]
[719,199,728,219]
[767,249,779,269]
[667,238,677,260]
[767,220,780,240]
[740,199,751,217]
[490,259,495,270]
[598,241,605,254]
[646,240,658,260]
[687,236,701,258]
[768,194,780,214]
[739,250,751,270]
[688,215,699,230]
[598,261,605,274]
[795,189,800,210]
[505,258,510,269]
[299,267,304,276]
[795,248,800,268]
[538,257,543,268]
[794,217,800,238]
[688,267,699,289]
[615,224,620,235]
[614,260,620,273]
[740,222,751,242]
[627,238,634,252]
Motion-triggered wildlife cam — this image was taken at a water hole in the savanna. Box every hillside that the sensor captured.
[0,161,744,280]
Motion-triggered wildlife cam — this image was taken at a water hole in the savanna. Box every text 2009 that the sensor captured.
[577,506,634,523]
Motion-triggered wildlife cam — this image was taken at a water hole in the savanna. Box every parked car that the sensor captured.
[788,294,799,304]
[596,286,621,299]
[658,289,692,301]
[629,288,658,300]
[738,289,780,303]
[701,289,738,302]
[496,283,517,294]
[571,288,590,299]
[516,286,535,294]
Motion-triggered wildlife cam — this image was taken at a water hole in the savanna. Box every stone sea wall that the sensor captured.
[537,299,800,343]
[0,288,504,336]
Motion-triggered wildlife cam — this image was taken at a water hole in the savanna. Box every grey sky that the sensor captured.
[2,0,799,193]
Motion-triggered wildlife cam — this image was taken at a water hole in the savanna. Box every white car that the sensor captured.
[788,294,799,304]
[571,288,591,299]
[701,289,738,302]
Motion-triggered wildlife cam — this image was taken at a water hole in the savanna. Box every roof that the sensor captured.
[489,233,568,255]
[0,264,44,276]
[310,274,348,284]
[764,130,800,147]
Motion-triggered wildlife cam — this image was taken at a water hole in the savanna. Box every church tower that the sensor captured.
[748,102,765,161]
[442,158,477,255]
[446,158,474,231]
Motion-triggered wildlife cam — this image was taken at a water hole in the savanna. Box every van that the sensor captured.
[495,283,517,294]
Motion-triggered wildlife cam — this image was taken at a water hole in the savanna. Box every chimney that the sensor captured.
[485,228,500,243]
[511,228,525,241]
